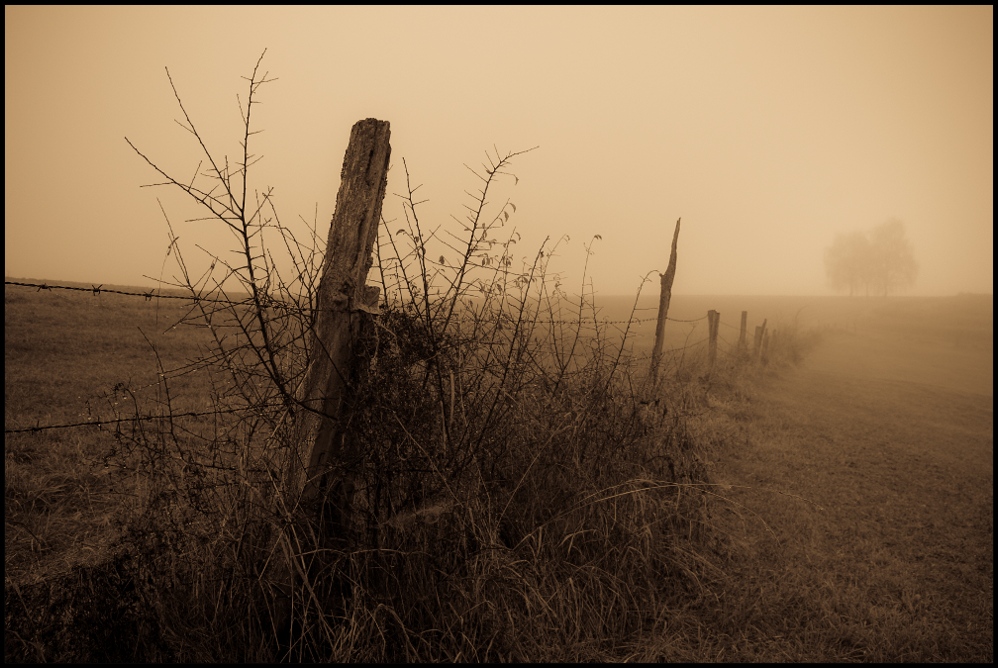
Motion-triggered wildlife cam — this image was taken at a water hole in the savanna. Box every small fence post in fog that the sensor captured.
[761,329,771,365]
[650,218,681,386]
[753,318,768,361]
[707,309,720,373]
[738,310,748,356]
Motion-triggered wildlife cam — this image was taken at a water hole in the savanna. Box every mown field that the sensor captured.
[683,293,992,661]
[5,279,992,661]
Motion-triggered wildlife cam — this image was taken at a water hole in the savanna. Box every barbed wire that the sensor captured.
[5,280,709,326]
[4,402,286,435]
[5,331,749,436]
[7,281,767,436]
[6,326,719,436]
[4,280,287,309]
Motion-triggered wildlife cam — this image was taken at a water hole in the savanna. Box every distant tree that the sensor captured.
[824,230,871,296]
[868,218,918,296]
[824,218,918,296]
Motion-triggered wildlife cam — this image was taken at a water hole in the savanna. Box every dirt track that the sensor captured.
[707,327,993,661]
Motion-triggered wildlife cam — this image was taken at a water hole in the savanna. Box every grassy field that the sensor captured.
[5,281,218,586]
[5,278,992,661]
[675,292,993,661]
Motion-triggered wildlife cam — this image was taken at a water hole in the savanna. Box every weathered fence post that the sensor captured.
[286,117,391,520]
[753,318,768,361]
[707,309,719,373]
[738,311,748,355]
[761,329,771,365]
[650,218,681,386]
[274,118,390,647]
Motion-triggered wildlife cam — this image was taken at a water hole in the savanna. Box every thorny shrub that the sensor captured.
[11,53,803,662]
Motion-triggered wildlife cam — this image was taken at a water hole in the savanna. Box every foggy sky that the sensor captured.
[5,6,993,296]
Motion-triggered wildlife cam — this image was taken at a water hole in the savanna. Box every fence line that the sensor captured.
[4,402,287,435]
[5,280,244,304]
[5,336,718,437]
[5,280,707,326]
[7,280,779,436]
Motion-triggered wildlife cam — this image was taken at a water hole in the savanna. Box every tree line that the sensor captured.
[824,218,918,296]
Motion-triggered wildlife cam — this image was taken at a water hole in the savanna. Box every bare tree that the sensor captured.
[824,230,872,296]
[825,219,917,296]
[869,218,918,296]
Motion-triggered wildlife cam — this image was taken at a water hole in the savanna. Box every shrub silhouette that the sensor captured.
[12,53,731,662]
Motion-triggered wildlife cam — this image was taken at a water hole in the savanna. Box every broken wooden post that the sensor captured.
[650,218,681,386]
[273,119,390,645]
[738,310,748,355]
[761,329,771,366]
[289,117,390,528]
[707,309,720,373]
[289,118,391,522]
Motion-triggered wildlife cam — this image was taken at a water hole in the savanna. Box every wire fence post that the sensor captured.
[738,310,748,357]
[753,318,768,362]
[285,118,391,519]
[275,118,391,644]
[650,218,681,387]
[707,309,719,374]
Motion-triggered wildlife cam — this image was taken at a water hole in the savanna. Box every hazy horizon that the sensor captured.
[5,6,993,297]
[6,274,991,302]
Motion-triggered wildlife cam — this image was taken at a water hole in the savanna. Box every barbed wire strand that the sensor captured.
[7,282,768,435]
[5,280,709,326]
[4,402,286,435]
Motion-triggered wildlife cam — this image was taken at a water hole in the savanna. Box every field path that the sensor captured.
[704,328,993,661]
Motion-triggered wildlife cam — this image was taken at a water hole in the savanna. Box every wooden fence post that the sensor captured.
[274,119,391,632]
[271,118,391,652]
[650,218,681,386]
[287,118,391,520]
[753,318,768,361]
[707,309,719,373]
[761,329,771,365]
[738,310,748,355]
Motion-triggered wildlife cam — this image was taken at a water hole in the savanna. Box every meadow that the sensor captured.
[5,278,993,661]
[675,292,992,661]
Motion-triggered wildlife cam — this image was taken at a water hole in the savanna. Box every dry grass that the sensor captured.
[5,283,223,660]
[674,294,993,662]
[4,280,732,661]
[5,284,215,583]
[6,282,991,662]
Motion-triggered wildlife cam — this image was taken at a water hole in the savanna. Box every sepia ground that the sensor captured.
[5,282,992,660]
[670,295,992,661]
